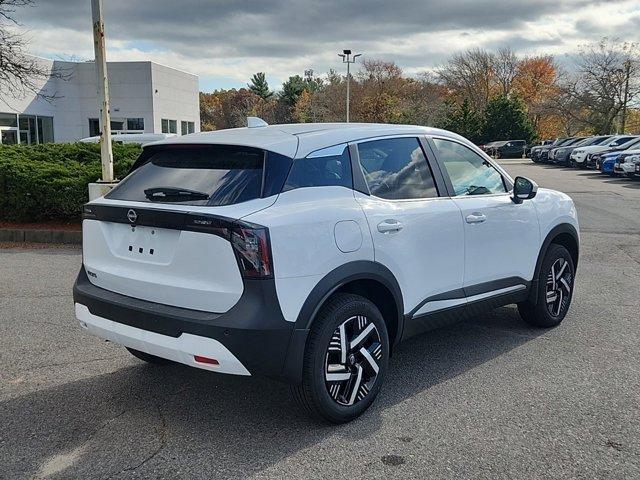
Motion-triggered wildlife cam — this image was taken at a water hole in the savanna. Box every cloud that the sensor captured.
[10,0,640,89]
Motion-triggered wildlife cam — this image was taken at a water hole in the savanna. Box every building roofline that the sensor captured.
[23,53,198,78]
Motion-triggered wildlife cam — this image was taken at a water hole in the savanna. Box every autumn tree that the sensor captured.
[437,48,496,112]
[494,47,519,96]
[512,56,560,135]
[556,38,640,134]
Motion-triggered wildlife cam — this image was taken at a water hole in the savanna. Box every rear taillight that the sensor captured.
[231,225,273,278]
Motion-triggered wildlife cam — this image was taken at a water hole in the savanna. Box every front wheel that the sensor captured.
[292,293,389,423]
[518,244,575,328]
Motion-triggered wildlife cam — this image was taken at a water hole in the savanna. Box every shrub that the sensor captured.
[0,142,141,222]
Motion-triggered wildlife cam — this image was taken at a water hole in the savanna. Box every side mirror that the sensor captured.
[512,176,538,204]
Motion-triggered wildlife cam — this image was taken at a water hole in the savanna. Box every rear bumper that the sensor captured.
[73,267,309,383]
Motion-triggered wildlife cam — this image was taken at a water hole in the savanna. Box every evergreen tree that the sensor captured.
[441,98,484,144]
[279,75,307,106]
[482,95,536,143]
[248,72,273,99]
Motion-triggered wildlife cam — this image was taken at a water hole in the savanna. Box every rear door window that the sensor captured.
[107,145,289,206]
[356,137,438,200]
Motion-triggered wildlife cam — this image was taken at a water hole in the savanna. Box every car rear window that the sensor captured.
[107,145,292,206]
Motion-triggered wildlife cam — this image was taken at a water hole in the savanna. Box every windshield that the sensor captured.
[107,145,272,206]
[618,137,640,150]
[607,136,637,147]
[589,136,612,146]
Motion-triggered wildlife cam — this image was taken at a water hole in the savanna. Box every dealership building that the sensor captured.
[0,57,200,145]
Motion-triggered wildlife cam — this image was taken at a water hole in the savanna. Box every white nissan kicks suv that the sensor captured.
[74,122,579,423]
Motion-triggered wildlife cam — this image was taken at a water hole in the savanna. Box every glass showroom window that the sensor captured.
[188,121,195,134]
[37,116,54,143]
[181,120,188,135]
[1,113,54,144]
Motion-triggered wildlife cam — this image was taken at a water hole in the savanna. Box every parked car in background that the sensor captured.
[533,137,582,163]
[525,140,552,158]
[570,135,638,168]
[548,137,586,164]
[493,140,526,158]
[599,155,619,175]
[549,136,610,166]
[589,137,640,169]
[480,141,502,153]
[613,155,640,177]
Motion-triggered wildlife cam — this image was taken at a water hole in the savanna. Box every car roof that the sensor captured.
[145,123,466,158]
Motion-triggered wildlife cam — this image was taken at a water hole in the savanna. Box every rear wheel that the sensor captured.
[518,244,575,328]
[126,347,172,365]
[292,293,389,423]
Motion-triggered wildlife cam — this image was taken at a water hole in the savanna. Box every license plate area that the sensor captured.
[126,225,159,258]
[102,222,180,264]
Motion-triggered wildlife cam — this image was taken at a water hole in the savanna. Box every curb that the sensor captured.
[0,228,82,245]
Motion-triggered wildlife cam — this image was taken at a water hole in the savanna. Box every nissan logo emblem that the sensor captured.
[127,209,138,224]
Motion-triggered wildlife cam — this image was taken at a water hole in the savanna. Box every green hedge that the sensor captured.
[0,142,141,222]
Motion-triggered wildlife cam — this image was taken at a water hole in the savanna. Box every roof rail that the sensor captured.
[247,117,268,128]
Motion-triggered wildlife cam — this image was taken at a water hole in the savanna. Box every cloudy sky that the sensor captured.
[11,0,640,91]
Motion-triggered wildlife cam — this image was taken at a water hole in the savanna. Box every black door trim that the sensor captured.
[402,281,530,341]
[407,276,530,318]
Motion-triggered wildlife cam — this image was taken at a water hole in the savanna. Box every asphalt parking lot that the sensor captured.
[1,160,639,479]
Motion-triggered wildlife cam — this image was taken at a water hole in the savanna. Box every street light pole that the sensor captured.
[91,0,113,183]
[620,60,631,134]
[338,50,361,123]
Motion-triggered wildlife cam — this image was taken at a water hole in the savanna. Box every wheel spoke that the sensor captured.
[326,371,351,382]
[349,323,375,350]
[554,289,564,316]
[359,346,379,374]
[559,277,571,294]
[555,259,567,281]
[339,322,347,364]
[347,365,363,406]
[546,290,557,304]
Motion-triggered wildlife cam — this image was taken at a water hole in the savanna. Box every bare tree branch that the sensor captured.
[0,0,69,103]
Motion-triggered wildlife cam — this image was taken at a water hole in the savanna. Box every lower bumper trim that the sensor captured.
[76,303,251,375]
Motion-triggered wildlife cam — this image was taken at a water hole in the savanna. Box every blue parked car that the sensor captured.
[600,154,620,175]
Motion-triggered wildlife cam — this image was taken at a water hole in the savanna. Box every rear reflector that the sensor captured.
[194,355,220,366]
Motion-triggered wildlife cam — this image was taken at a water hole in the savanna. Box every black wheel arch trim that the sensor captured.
[528,223,579,305]
[293,260,405,345]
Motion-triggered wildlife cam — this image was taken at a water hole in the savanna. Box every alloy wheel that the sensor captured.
[324,315,382,406]
[546,258,573,317]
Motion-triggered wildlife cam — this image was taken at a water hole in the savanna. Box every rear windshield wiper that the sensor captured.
[144,187,210,202]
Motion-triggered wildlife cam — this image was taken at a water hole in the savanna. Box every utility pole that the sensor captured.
[338,50,361,123]
[620,59,631,134]
[91,0,113,183]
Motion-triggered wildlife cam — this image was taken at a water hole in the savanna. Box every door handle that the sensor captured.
[465,212,486,224]
[377,220,403,234]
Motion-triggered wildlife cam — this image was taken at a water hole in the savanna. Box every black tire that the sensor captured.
[126,347,173,365]
[518,244,575,328]
[291,293,389,424]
